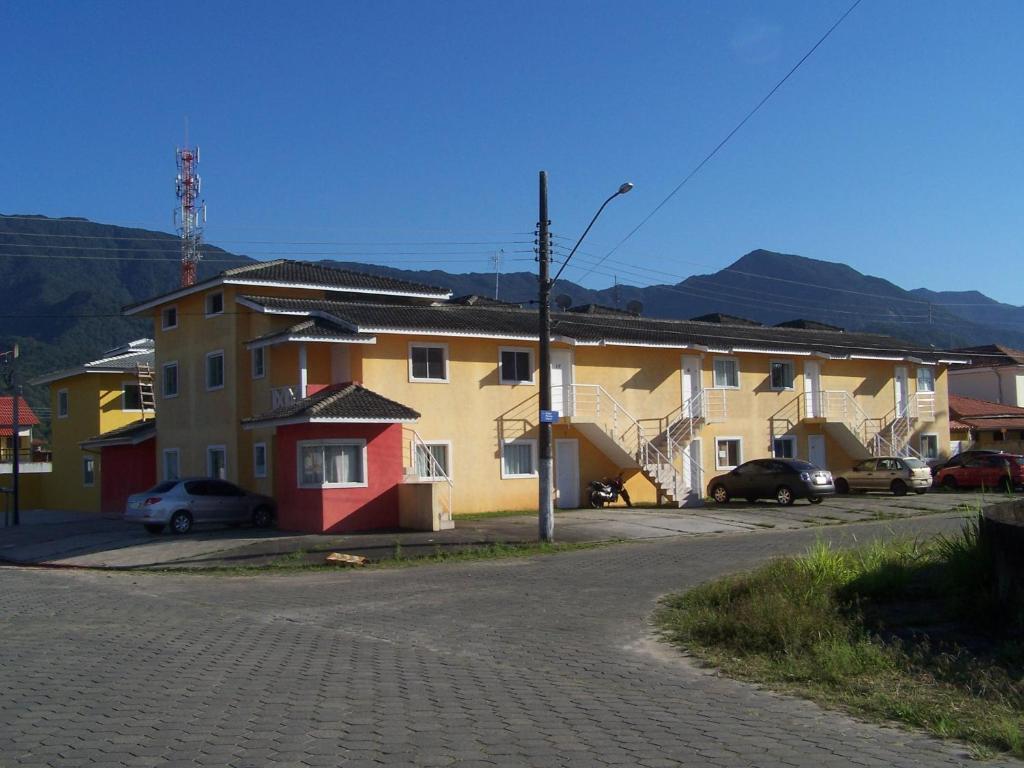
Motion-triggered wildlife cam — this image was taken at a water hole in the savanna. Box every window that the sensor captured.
[499,348,534,385]
[57,389,69,419]
[206,350,225,390]
[409,344,448,382]
[162,361,179,399]
[252,347,266,379]
[919,434,939,459]
[415,441,451,480]
[205,291,224,317]
[161,306,178,330]
[163,449,180,481]
[916,367,935,393]
[772,436,796,459]
[770,361,795,391]
[501,439,537,479]
[992,430,1005,442]
[298,440,366,488]
[715,438,742,470]
[253,443,268,479]
[122,383,142,411]
[713,358,739,389]
[207,445,227,479]
[82,456,96,487]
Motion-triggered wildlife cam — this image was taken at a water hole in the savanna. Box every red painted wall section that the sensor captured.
[274,422,403,534]
[100,440,156,516]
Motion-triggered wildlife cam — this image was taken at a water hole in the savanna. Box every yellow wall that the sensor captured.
[0,471,48,510]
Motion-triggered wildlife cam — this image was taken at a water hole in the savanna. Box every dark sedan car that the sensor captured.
[707,458,835,506]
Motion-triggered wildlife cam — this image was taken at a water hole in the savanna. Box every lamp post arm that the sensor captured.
[550,189,621,287]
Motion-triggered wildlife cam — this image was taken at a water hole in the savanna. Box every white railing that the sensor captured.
[405,429,454,524]
[271,385,301,410]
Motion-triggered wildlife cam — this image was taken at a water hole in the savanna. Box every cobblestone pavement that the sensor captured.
[1,512,1015,767]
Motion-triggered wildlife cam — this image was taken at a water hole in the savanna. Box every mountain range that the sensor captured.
[3,214,1023,417]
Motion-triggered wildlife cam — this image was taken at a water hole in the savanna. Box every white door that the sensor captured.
[804,361,822,418]
[681,355,701,416]
[555,439,580,508]
[808,434,826,468]
[894,366,909,417]
[550,348,573,417]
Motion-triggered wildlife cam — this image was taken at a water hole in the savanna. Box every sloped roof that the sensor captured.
[246,318,375,348]
[236,294,966,362]
[80,419,156,449]
[949,395,1024,432]
[29,341,155,385]
[243,383,420,427]
[951,344,1024,369]
[0,396,39,435]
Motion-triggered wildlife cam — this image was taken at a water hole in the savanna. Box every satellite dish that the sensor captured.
[626,300,644,316]
[555,294,573,310]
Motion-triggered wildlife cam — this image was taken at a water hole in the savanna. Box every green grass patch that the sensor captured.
[454,509,537,521]
[656,515,1024,758]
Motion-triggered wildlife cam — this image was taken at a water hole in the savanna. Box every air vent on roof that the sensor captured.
[690,313,762,326]
[775,319,845,332]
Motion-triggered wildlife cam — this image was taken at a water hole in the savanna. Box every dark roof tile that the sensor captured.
[244,383,420,425]
[223,259,450,297]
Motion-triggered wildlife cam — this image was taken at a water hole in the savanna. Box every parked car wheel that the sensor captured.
[942,476,959,491]
[144,523,164,535]
[835,478,850,495]
[711,485,730,504]
[169,511,193,535]
[776,485,795,506]
[808,496,823,504]
[252,506,274,529]
[891,480,908,497]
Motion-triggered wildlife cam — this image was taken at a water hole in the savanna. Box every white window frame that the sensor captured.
[163,448,181,481]
[712,357,740,389]
[253,442,268,479]
[414,440,452,482]
[715,436,743,471]
[916,366,935,393]
[769,359,796,392]
[57,388,69,419]
[205,291,225,318]
[772,435,797,459]
[501,438,538,479]
[252,347,266,380]
[297,439,368,489]
[162,361,179,399]
[498,346,535,385]
[121,381,143,412]
[205,350,225,391]
[161,305,178,331]
[82,455,96,487]
[207,445,227,479]
[408,342,449,383]
[920,433,939,460]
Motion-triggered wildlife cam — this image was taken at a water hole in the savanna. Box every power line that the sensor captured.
[0,230,534,247]
[579,0,865,281]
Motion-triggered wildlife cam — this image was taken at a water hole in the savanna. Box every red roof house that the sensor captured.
[0,396,39,437]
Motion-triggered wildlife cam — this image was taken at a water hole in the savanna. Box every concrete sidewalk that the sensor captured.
[0,490,982,570]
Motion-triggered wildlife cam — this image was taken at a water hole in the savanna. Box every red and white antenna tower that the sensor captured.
[174,141,206,287]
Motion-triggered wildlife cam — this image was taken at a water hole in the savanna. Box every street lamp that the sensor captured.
[537,172,633,542]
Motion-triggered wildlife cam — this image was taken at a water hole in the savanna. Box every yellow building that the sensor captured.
[30,340,155,512]
[123,260,966,532]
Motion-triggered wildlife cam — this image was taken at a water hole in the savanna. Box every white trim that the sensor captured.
[408,342,449,383]
[251,347,266,380]
[206,445,228,479]
[253,442,268,479]
[938,358,971,365]
[223,277,451,300]
[715,436,743,471]
[498,346,535,385]
[769,359,796,391]
[243,415,418,430]
[850,354,905,361]
[771,435,797,459]
[297,439,368,489]
[82,455,96,487]
[205,349,225,391]
[501,438,538,479]
[162,360,179,399]
[732,347,813,357]
[919,433,940,460]
[57,388,69,419]
[205,291,225,318]
[712,356,740,389]
[413,439,452,482]
[163,448,181,481]
[161,305,179,331]
[246,334,376,351]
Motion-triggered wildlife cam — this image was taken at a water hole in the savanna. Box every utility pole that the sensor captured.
[1,344,20,526]
[492,248,504,301]
[537,172,554,542]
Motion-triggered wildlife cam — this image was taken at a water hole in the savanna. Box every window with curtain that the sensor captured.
[415,443,450,479]
[916,367,935,393]
[713,358,739,388]
[502,441,536,478]
[299,442,365,487]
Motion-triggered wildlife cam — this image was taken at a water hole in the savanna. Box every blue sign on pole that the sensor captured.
[539,410,560,424]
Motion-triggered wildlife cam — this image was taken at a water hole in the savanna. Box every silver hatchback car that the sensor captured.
[124,478,276,535]
[833,457,932,496]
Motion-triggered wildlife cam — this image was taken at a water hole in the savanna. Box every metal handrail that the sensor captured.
[406,429,453,522]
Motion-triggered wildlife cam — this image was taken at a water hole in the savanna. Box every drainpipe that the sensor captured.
[298,343,308,399]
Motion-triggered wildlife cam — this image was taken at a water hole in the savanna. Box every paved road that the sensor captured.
[1,512,1014,767]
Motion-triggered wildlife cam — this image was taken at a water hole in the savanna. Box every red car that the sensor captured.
[936,453,1024,492]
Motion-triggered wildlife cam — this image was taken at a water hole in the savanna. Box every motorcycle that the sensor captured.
[588,476,631,508]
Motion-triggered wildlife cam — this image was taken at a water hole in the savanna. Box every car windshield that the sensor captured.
[904,459,926,468]
[146,481,178,494]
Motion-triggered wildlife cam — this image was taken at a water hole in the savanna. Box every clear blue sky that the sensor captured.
[4,1,1022,302]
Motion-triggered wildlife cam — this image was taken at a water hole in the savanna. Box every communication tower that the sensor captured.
[174,145,206,287]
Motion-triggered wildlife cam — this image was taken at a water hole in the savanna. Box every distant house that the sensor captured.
[0,396,41,464]
[30,339,156,513]
[949,345,1024,406]
[949,394,1024,455]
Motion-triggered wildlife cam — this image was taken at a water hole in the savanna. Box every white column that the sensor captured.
[298,343,308,399]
